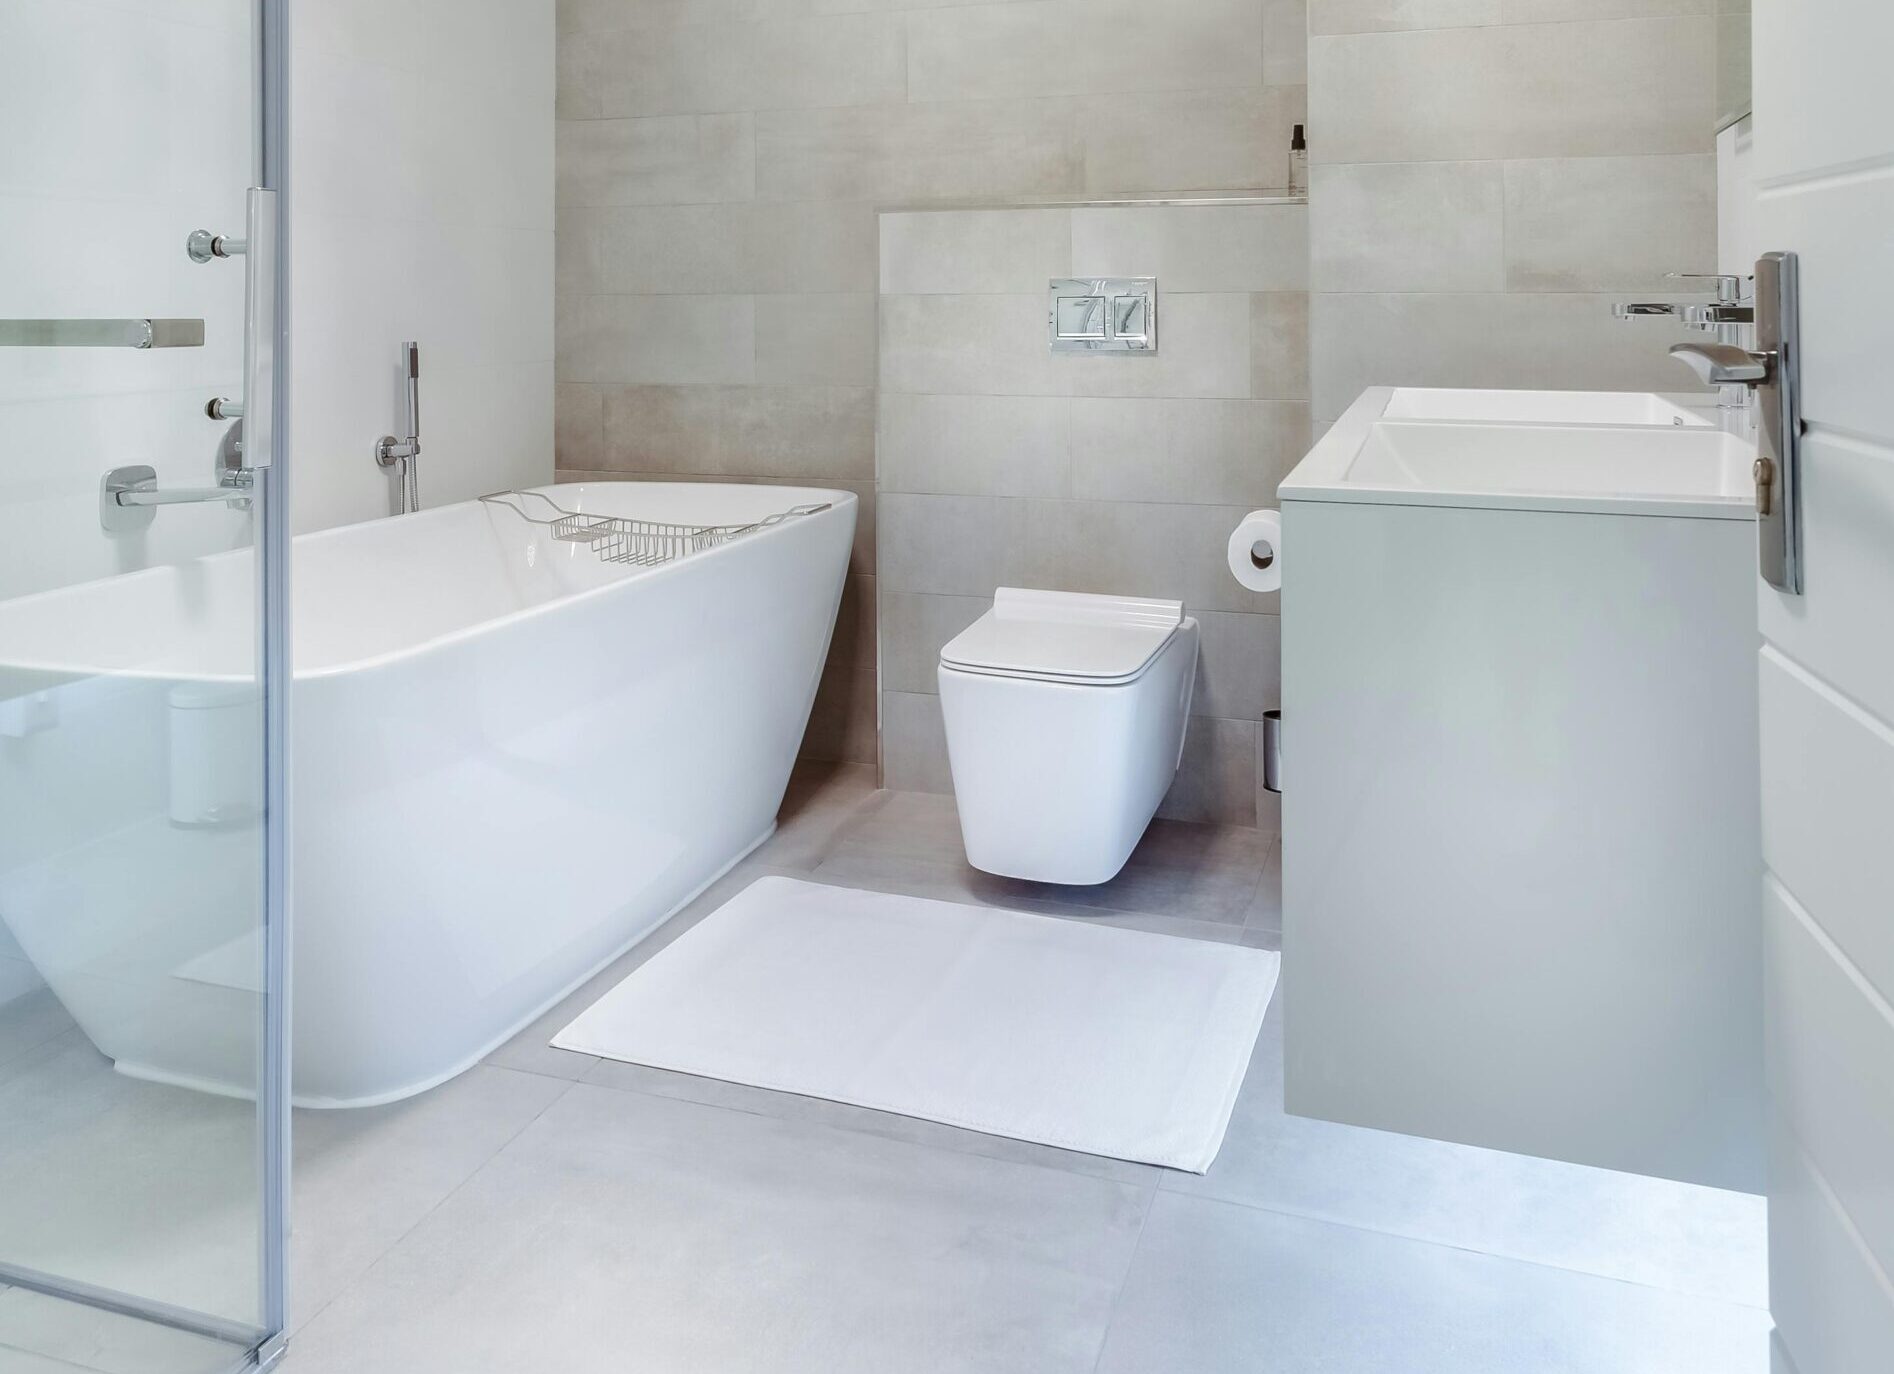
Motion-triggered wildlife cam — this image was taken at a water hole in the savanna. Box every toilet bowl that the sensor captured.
[938,587,1200,886]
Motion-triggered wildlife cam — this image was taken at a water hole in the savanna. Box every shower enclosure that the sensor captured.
[0,2,291,1370]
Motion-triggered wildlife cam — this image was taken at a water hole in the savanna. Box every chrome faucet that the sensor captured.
[1615,273,1758,413]
[100,424,254,532]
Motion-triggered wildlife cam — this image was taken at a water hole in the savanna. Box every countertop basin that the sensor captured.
[1379,387,1716,428]
[1282,387,1759,519]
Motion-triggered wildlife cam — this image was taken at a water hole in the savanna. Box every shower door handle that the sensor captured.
[239,187,279,471]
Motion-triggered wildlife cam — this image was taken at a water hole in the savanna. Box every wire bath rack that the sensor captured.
[478,489,832,569]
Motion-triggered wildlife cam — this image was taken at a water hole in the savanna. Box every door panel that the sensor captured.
[1753,0,1894,1366]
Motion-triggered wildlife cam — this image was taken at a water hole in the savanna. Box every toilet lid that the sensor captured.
[939,588,1185,686]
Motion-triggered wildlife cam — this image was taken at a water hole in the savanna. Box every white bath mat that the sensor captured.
[552,876,1279,1172]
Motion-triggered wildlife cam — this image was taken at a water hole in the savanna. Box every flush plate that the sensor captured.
[1049,278,1157,353]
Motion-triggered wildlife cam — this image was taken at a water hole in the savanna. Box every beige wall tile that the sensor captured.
[878,393,1071,498]
[554,381,604,469]
[1263,0,1311,86]
[556,114,754,207]
[804,664,880,765]
[879,209,1073,296]
[601,383,875,480]
[1070,205,1309,293]
[877,492,1018,596]
[748,202,880,294]
[1158,716,1258,826]
[1193,611,1282,722]
[1012,498,1274,615]
[1066,399,1310,507]
[1311,290,1708,421]
[880,294,1060,397]
[1503,154,1717,292]
[1503,0,1712,19]
[1058,292,1253,400]
[882,690,954,794]
[1310,160,1505,293]
[756,101,1083,204]
[756,294,878,386]
[555,293,755,384]
[1310,0,1501,35]
[1251,292,1311,401]
[907,0,1263,104]
[879,591,989,694]
[1310,18,1716,163]
[1079,87,1305,196]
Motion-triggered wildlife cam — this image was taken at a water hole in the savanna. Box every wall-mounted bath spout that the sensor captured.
[375,341,423,513]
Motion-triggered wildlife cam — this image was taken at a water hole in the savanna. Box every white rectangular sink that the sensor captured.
[1283,387,1758,519]
[1381,387,1715,428]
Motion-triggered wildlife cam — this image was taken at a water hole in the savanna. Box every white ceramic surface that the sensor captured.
[1379,387,1715,428]
[0,482,856,1106]
[939,592,1199,886]
[1283,386,1757,520]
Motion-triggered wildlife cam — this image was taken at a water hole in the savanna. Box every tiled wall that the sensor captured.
[1306,3,1719,424]
[878,203,1308,828]
[293,1,556,532]
[552,0,1310,767]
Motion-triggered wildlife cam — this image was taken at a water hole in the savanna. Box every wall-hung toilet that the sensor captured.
[938,588,1200,886]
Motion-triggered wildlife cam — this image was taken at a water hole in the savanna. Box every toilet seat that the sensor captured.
[940,588,1184,686]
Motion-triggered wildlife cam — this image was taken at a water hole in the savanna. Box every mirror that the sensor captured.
[1716,0,1752,131]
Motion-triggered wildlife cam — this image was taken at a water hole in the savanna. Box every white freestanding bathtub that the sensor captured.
[0,482,856,1106]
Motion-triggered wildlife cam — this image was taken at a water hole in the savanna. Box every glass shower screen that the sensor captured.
[0,1,291,1369]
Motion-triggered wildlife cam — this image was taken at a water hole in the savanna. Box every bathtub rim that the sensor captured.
[0,481,858,686]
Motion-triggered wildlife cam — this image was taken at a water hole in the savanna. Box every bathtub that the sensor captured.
[0,482,856,1106]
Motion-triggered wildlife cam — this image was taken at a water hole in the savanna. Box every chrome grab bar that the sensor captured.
[0,318,205,349]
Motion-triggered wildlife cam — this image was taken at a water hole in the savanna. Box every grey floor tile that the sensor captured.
[820,790,1272,927]
[289,1065,573,1329]
[288,1084,1152,1374]
[1095,1192,1771,1374]
[483,857,805,1082]
[0,979,75,1075]
[1244,837,1283,934]
[1165,990,1770,1311]
[748,760,886,872]
[0,1290,241,1374]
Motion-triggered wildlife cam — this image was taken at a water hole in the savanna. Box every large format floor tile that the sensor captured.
[288,1084,1152,1374]
[1095,1192,1771,1374]
[1169,989,1769,1310]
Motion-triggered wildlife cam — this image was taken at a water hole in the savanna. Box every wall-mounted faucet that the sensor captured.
[1615,273,1757,412]
[375,341,423,513]
[101,424,253,532]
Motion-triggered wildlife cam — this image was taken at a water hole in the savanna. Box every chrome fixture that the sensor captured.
[101,429,254,532]
[1049,279,1157,353]
[375,341,423,513]
[1616,272,1757,411]
[186,227,248,263]
[1612,272,1755,330]
[0,318,204,349]
[1669,252,1804,594]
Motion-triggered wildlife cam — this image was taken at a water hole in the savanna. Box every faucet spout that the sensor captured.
[1668,341,1771,388]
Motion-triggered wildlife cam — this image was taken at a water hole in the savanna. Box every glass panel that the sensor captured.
[0,0,284,1367]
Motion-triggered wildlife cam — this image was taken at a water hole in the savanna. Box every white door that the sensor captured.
[1751,1,1894,1369]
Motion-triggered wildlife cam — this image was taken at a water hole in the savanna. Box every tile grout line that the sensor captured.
[1089,1181,1161,1374]
[1146,1184,1772,1315]
[289,1070,581,1340]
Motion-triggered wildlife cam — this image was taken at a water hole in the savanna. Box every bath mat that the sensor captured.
[552,876,1278,1172]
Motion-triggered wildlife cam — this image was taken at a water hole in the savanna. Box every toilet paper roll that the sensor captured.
[1226,509,1283,594]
